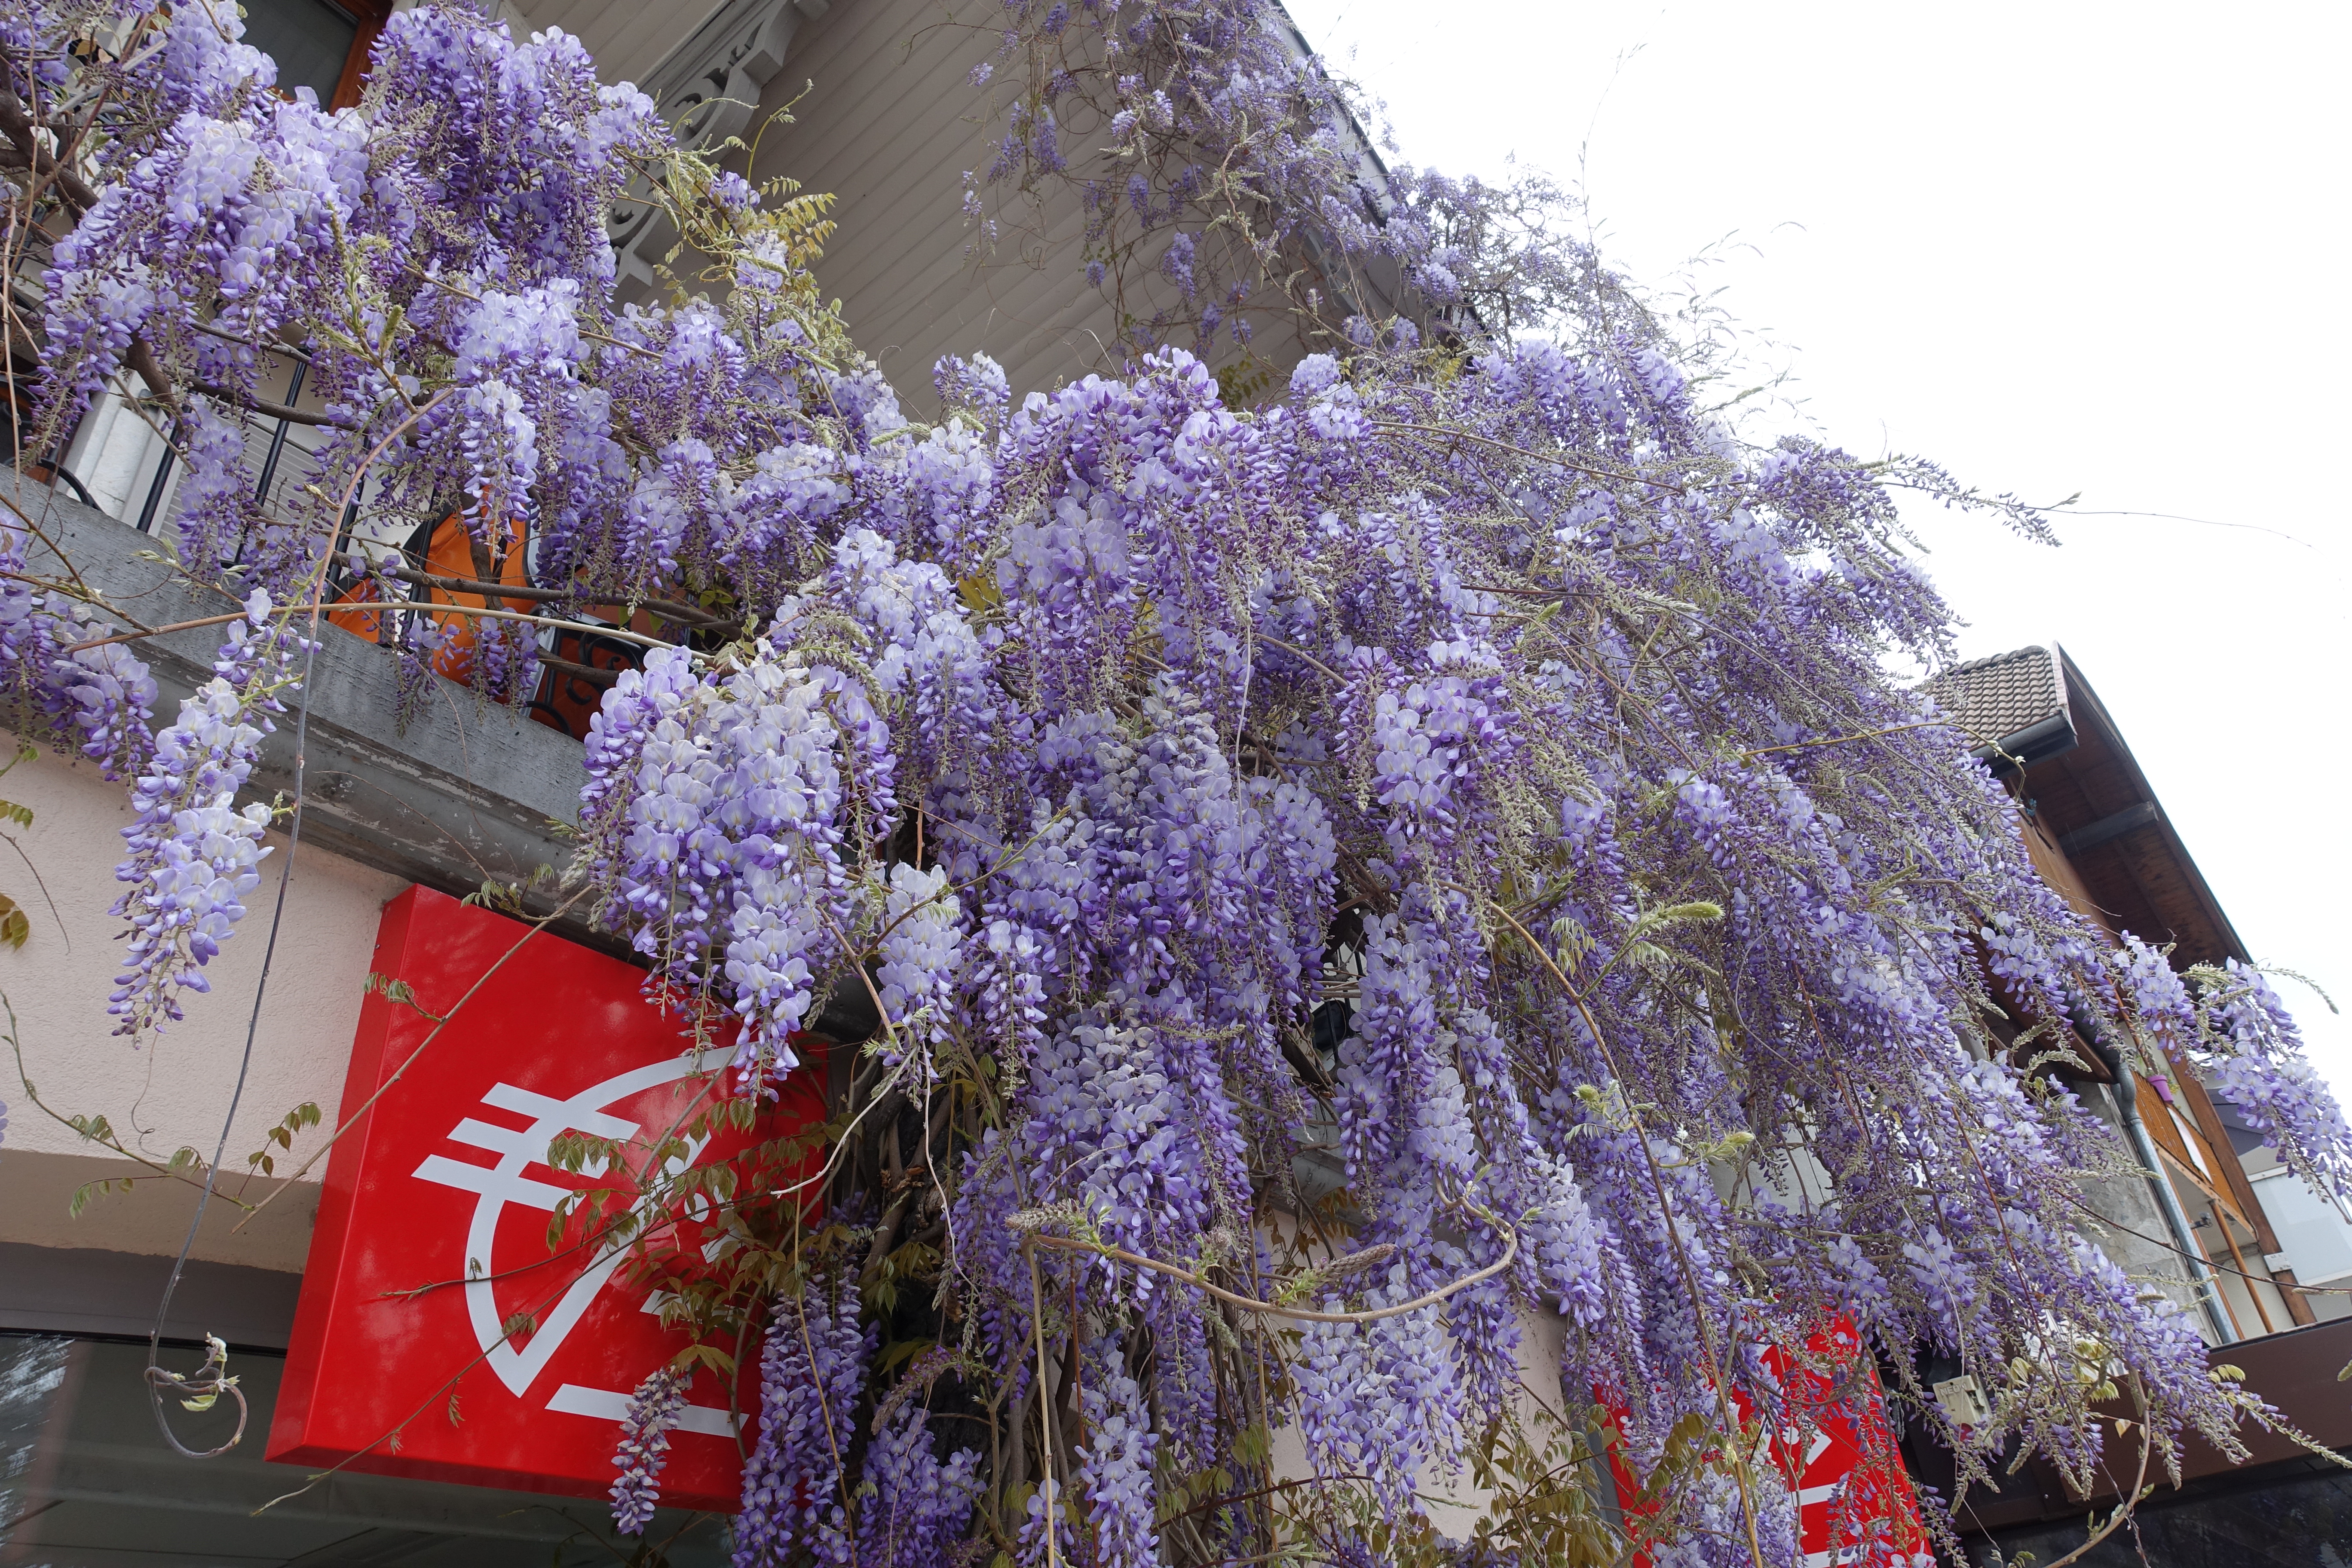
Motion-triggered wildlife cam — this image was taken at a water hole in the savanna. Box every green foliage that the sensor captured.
[464,878,529,915]
[68,1175,136,1217]
[361,970,445,1020]
[1213,358,1277,408]
[245,1101,322,1176]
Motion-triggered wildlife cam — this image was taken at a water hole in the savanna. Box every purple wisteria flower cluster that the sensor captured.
[608,1365,687,1536]
[2118,934,2352,1206]
[734,1278,873,1568]
[718,1278,980,1568]
[856,1368,986,1568]
[8,4,2340,1565]
[107,591,297,1038]
[0,518,157,781]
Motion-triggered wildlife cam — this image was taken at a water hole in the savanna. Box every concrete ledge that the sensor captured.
[0,1237,301,1349]
[0,1149,324,1277]
[1,475,884,1040]
[4,475,595,939]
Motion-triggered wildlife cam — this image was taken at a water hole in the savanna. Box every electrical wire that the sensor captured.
[137,389,445,1457]
[141,602,325,1457]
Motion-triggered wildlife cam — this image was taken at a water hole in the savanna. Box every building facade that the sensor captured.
[3,4,2349,1565]
[1920,643,2352,1560]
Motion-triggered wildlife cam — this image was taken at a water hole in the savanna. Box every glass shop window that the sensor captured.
[0,1334,734,1566]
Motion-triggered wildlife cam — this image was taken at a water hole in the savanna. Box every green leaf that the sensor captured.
[877,1338,930,1375]
[0,896,29,951]
[679,1342,735,1377]
[245,1103,322,1173]
[68,1176,135,1219]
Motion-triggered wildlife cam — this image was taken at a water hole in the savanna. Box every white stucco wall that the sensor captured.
[0,744,405,1271]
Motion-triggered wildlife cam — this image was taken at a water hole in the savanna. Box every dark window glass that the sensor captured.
[239,0,360,104]
[0,1334,734,1564]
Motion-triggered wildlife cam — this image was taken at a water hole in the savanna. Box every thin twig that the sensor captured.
[1025,1239,1065,1568]
[1740,721,1947,761]
[1370,420,1671,490]
[230,887,588,1232]
[2027,1402,2152,1568]
[1023,1212,1516,1324]
[63,606,248,651]
[67,598,685,655]
[3,995,257,1210]
[341,552,732,628]
[189,382,348,428]
[1249,631,1346,685]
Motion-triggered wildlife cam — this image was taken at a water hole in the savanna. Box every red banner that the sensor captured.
[1602,1319,1930,1567]
[269,886,824,1507]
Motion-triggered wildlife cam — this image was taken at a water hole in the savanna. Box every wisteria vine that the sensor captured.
[0,4,2344,1566]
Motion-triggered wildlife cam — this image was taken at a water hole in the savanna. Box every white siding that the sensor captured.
[2251,1165,2352,1314]
[502,0,737,89]
[739,0,1121,407]
[740,0,1311,412]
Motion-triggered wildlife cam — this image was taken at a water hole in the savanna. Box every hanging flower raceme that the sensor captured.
[735,1278,873,1568]
[40,59,368,429]
[873,861,962,1071]
[107,591,300,1038]
[1074,1337,1160,1568]
[18,4,2340,1560]
[607,1365,687,1536]
[2199,959,2352,1203]
[576,636,859,1080]
[854,1371,985,1568]
[0,521,158,781]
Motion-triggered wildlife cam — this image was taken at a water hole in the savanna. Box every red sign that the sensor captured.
[269,886,824,1507]
[1604,1320,1930,1567]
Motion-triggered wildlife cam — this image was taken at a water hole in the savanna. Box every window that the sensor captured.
[0,1335,734,1565]
[239,0,391,110]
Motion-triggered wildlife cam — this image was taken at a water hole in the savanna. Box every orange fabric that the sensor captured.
[420,514,528,682]
[325,578,384,639]
[326,514,528,684]
[324,517,682,739]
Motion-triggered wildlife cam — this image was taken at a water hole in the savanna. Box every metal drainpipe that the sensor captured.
[2075,1010,2236,1345]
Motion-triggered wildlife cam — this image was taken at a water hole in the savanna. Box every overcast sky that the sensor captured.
[1283,0,2352,1093]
